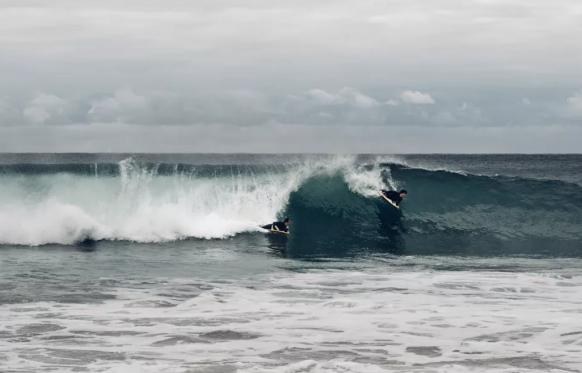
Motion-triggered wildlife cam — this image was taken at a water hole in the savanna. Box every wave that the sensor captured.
[1,156,581,256]
[0,156,391,245]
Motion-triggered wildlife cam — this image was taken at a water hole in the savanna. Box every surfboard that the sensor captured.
[259,225,290,235]
[269,230,289,235]
[379,191,400,210]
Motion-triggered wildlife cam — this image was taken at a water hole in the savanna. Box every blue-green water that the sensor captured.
[1,154,581,373]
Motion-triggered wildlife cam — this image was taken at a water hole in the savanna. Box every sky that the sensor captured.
[0,0,581,153]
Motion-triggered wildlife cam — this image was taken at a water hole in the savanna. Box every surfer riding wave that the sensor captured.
[379,189,407,209]
[261,217,291,234]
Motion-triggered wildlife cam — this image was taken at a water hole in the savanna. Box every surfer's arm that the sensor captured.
[392,198,401,209]
[379,191,400,208]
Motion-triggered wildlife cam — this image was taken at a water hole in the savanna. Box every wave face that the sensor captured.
[1,154,581,257]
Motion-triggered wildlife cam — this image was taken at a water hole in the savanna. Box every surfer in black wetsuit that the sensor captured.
[380,189,407,209]
[261,217,291,234]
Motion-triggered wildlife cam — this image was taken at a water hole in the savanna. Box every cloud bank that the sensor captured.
[0,0,580,152]
[2,85,580,129]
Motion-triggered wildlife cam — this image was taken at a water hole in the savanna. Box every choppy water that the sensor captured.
[1,154,581,372]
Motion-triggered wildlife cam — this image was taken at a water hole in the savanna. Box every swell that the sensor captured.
[285,164,582,258]
[1,158,581,257]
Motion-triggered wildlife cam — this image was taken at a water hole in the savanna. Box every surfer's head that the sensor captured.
[399,189,407,198]
[284,217,291,226]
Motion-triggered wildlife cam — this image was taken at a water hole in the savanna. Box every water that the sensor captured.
[1,154,581,373]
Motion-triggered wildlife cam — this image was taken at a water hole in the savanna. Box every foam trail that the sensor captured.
[2,270,581,372]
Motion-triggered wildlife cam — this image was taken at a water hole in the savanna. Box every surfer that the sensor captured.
[261,218,291,234]
[380,189,407,209]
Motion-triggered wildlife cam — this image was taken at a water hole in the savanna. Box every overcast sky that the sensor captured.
[0,0,581,152]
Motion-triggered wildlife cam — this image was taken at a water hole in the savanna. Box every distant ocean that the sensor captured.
[1,154,581,373]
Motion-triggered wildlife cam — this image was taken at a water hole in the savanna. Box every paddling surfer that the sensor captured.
[261,217,291,234]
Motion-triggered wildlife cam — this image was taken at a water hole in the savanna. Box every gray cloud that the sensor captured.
[307,88,385,108]
[1,0,580,59]
[23,93,70,124]
[0,0,581,152]
[566,91,582,117]
[0,86,580,130]
[400,91,436,105]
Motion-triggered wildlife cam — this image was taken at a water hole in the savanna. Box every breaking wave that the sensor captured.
[1,155,581,257]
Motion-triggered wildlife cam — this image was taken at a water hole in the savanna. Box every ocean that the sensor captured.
[1,153,581,373]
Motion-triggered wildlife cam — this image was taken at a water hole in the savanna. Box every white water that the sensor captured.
[0,156,393,245]
[1,270,580,372]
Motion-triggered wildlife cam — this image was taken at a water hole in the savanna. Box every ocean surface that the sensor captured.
[1,153,581,373]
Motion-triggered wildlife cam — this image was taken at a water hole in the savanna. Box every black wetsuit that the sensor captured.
[261,222,289,232]
[381,190,403,205]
